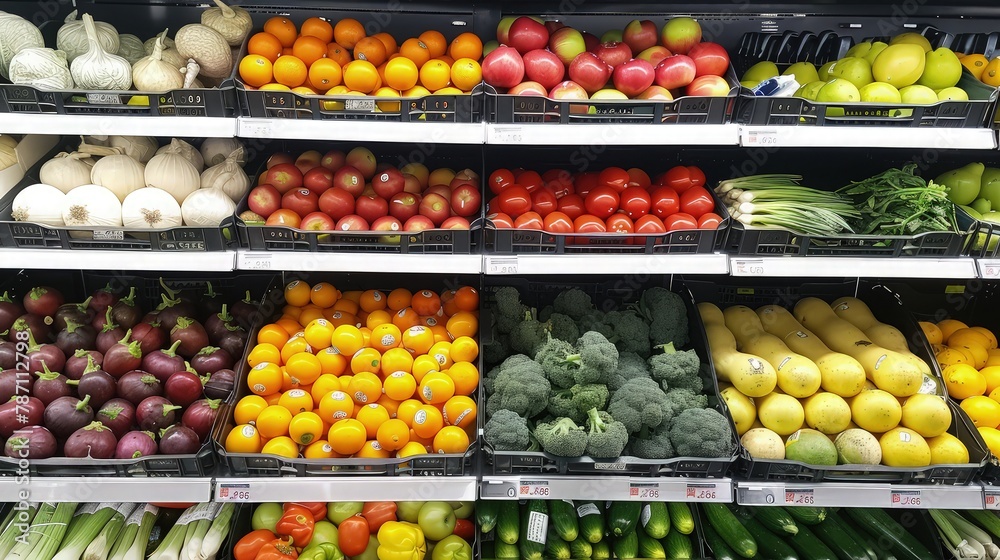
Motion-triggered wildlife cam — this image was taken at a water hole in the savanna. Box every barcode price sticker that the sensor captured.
[487,256,518,275]
[240,252,273,270]
[784,489,815,505]
[733,259,766,276]
[890,489,921,508]
[986,491,1000,510]
[629,482,660,500]
[518,480,550,498]
[216,483,253,502]
[241,121,272,138]
[742,128,779,147]
[491,126,524,144]
[686,483,720,501]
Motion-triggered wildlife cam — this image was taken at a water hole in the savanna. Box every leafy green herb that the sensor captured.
[836,164,958,236]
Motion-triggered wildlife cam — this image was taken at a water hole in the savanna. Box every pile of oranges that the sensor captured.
[224,280,481,461]
[238,16,485,99]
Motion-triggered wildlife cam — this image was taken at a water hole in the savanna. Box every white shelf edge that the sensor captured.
[978,259,1000,279]
[484,254,730,275]
[735,481,986,509]
[480,476,733,503]
[739,125,998,150]
[236,250,482,274]
[0,113,236,138]
[238,118,486,144]
[0,477,213,503]
[214,476,477,502]
[0,249,237,272]
[485,123,740,146]
[730,256,979,279]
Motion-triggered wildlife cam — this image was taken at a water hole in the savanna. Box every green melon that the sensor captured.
[835,428,883,465]
[784,428,838,465]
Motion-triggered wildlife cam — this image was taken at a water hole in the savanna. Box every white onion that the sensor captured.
[11,184,65,226]
[145,152,200,205]
[122,187,182,229]
[181,187,235,226]
[90,154,145,201]
[200,138,243,167]
[108,136,158,163]
[39,153,93,193]
[200,148,249,202]
[155,138,203,172]
[62,184,122,226]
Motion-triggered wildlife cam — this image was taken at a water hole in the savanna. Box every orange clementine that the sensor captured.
[372,32,399,55]
[273,55,308,88]
[248,32,283,63]
[419,30,447,58]
[263,17,298,48]
[301,17,334,43]
[399,38,431,68]
[343,60,380,93]
[360,289,387,312]
[450,58,482,92]
[384,56,419,91]
[292,35,327,67]
[326,42,352,67]
[374,87,401,112]
[387,288,413,311]
[310,282,340,307]
[354,36,388,67]
[334,18,365,49]
[403,85,431,98]
[448,32,483,61]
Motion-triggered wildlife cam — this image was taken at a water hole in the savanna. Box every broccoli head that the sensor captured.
[665,388,709,415]
[577,309,613,339]
[553,288,594,321]
[649,342,703,393]
[607,377,673,434]
[535,336,577,389]
[632,287,689,348]
[482,335,510,368]
[629,426,676,460]
[538,305,554,322]
[484,409,530,451]
[614,351,651,389]
[571,383,610,413]
[567,331,619,386]
[535,417,589,457]
[509,317,549,357]
[547,312,580,344]
[669,408,736,458]
[488,359,550,418]
[546,389,586,424]
[585,408,629,458]
[494,286,529,334]
[603,310,651,358]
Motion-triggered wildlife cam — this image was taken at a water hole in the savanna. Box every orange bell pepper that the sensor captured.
[233,528,275,560]
[276,504,316,548]
[291,502,328,522]
[255,535,299,560]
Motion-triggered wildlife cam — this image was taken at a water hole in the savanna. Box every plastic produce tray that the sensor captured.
[479,275,741,477]
[0,137,239,251]
[0,270,274,477]
[684,277,989,484]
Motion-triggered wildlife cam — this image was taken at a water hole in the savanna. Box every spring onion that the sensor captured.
[53,502,121,560]
[148,505,200,560]
[83,503,136,560]
[121,505,158,560]
[199,504,235,560]
[716,175,860,235]
[180,503,217,560]
[0,503,37,558]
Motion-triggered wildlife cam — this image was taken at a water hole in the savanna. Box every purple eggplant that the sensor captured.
[156,288,198,332]
[96,398,136,439]
[230,290,260,330]
[0,396,44,438]
[129,321,166,356]
[158,424,200,455]
[67,357,116,409]
[170,318,209,360]
[89,282,120,316]
[55,319,96,357]
[117,370,162,406]
[189,346,234,376]
[205,304,237,342]
[24,330,65,375]
[136,396,181,432]
[8,314,49,344]
[182,398,221,442]
[0,291,24,334]
[200,282,225,317]
[141,340,186,383]
[33,363,75,405]
[217,329,248,362]
[22,286,64,318]
[111,287,142,329]
[95,308,126,354]
[44,394,94,439]
[203,369,235,400]
[4,425,57,459]
[65,349,102,380]
[164,371,204,407]
[115,430,157,459]
[53,296,94,331]
[0,341,15,370]
[63,421,117,458]
[0,368,32,402]
[103,330,142,378]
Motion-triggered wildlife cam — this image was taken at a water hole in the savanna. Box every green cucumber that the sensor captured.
[495,539,519,558]
[637,530,666,559]
[703,520,739,560]
[591,540,611,560]
[786,506,827,525]
[753,506,799,536]
[613,530,639,559]
[477,500,499,533]
[608,501,641,537]
[569,537,592,559]
[496,500,519,545]
[784,521,838,560]
[817,512,877,560]
[662,530,696,559]
[642,502,670,539]
[703,503,757,559]
[576,501,605,544]
[518,500,549,560]
[548,499,579,542]
[733,507,799,560]
[544,527,571,560]
[844,508,933,560]
[667,502,695,535]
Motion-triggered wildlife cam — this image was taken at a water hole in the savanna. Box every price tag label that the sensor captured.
[518,480,550,498]
[740,485,783,505]
[241,121,273,137]
[481,480,517,499]
[629,482,661,500]
[487,256,518,275]
[491,126,524,144]
[784,489,815,506]
[732,259,766,276]
[981,261,1000,279]
[890,489,922,508]
[986,491,1000,510]
[686,483,720,501]
[216,483,252,502]
[240,252,273,270]
[742,128,779,147]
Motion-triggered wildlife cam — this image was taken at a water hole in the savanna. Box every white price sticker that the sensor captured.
[216,483,252,502]
[742,129,779,147]
[784,489,815,506]
[686,483,720,501]
[733,259,766,276]
[981,262,1000,279]
[526,511,548,543]
[492,126,524,144]
[629,483,660,500]
[241,252,273,270]
[890,489,922,508]
[518,480,550,498]
[741,486,783,505]
[242,121,273,137]
[487,256,518,275]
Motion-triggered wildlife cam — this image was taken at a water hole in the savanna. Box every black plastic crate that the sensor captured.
[0,137,238,252]
[479,275,741,477]
[967,219,1000,259]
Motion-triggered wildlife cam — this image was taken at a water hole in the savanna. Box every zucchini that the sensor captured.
[786,506,827,525]
[496,500,519,545]
[733,508,799,560]
[613,530,639,559]
[518,500,549,560]
[495,539,520,558]
[753,506,799,536]
[549,499,579,542]
[569,537,593,559]
[637,530,667,559]
[642,502,670,539]
[964,509,1000,540]
[845,508,934,560]
[576,501,605,544]
[545,527,572,560]
[818,512,877,560]
[592,540,611,560]
[663,530,695,559]
[608,501,641,537]
[477,500,499,533]
[667,502,695,535]
[703,503,757,559]
[703,520,739,560]
[784,520,839,560]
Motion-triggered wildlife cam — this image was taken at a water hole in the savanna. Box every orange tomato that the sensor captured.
[360,289,387,312]
[239,54,273,88]
[392,307,421,330]
[411,355,440,383]
[276,317,303,337]
[454,286,479,312]
[286,352,322,387]
[402,325,434,355]
[256,405,293,438]
[446,311,478,338]
[264,392,283,406]
[448,32,483,61]
[247,362,283,396]
[428,341,453,369]
[317,347,348,376]
[376,418,410,451]
[278,388,314,414]
[418,59,451,91]
[356,403,390,439]
[387,288,413,311]
[297,307,326,328]
[428,324,451,344]
[327,310,358,328]
[354,440,391,459]
[366,310,393,330]
[328,418,367,455]
[347,371,383,404]
[399,38,431,68]
[449,336,478,363]
[433,425,470,453]
[332,324,365,355]
[280,337,312,364]
[310,282,339,307]
[301,17,334,43]
[354,36,388,67]
[443,395,477,429]
[310,374,341,403]
[381,347,414,376]
[446,361,479,396]
[396,440,428,458]
[303,318,334,350]
[235,395,269,426]
[383,371,417,401]
[317,390,354,423]
[411,405,444,439]
[225,424,262,453]
[248,32,283,63]
[257,323,291,349]
[289,411,324,445]
[333,18,365,49]
[396,399,423,427]
[377,394,401,418]
[411,290,442,316]
[264,17,298,47]
[273,55,309,88]
[284,280,312,306]
[248,343,281,368]
[418,30,447,58]
[418,371,455,405]
[351,347,382,375]
[370,323,402,353]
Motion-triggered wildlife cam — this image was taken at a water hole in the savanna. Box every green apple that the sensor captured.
[795,80,826,100]
[899,84,939,104]
[450,501,475,519]
[251,503,283,533]
[961,205,983,220]
[937,86,969,101]
[818,61,836,81]
[859,81,901,103]
[327,502,364,525]
[432,535,474,560]
[783,62,820,85]
[816,79,860,103]
[919,47,963,89]
[827,57,873,88]
[396,501,426,523]
[937,162,984,205]
[354,536,380,560]
[301,521,339,555]
[418,502,457,541]
[743,60,779,83]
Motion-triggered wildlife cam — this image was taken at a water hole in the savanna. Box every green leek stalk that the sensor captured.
[53,502,121,560]
[17,502,78,560]
[83,503,136,560]
[199,504,235,560]
[120,505,159,560]
[0,503,38,558]
[148,504,199,560]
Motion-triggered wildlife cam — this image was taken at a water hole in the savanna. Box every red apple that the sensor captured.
[549,80,589,114]
[623,19,658,54]
[336,214,369,231]
[654,54,697,89]
[371,216,403,232]
[507,16,549,54]
[372,168,406,199]
[451,184,482,218]
[334,165,365,198]
[403,174,422,194]
[419,193,450,226]
[568,52,612,94]
[266,153,293,169]
[638,85,673,100]
[582,32,600,52]
[544,20,565,34]
[455,168,480,182]
[441,216,471,229]
[522,49,564,90]
[265,163,304,194]
[346,147,377,180]
[688,42,729,77]
[424,184,452,200]
[295,150,322,174]
[450,176,477,191]
[248,184,281,218]
[637,46,672,66]
[320,149,346,171]
[548,27,586,66]
[509,81,548,96]
[389,192,421,221]
[300,211,335,231]
[355,194,389,224]
[686,74,730,97]
[482,45,525,89]
[318,187,356,221]
[661,17,702,55]
[496,16,516,43]
[282,188,319,217]
[303,167,335,194]
[594,41,632,68]
[613,58,655,98]
[403,215,435,232]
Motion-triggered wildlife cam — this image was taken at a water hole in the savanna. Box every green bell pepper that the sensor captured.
[300,542,344,560]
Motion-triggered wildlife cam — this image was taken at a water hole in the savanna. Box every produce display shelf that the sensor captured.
[479,475,733,503]
[237,117,487,144]
[0,113,237,138]
[485,123,741,146]
[735,481,987,510]
[0,476,213,503]
[729,256,980,279]
[212,476,478,503]
[738,125,998,150]
[483,253,731,275]
[0,248,238,272]
[235,250,483,274]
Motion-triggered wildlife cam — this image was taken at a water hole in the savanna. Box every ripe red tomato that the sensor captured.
[543,211,574,234]
[514,170,543,192]
[649,186,680,219]
[662,165,694,193]
[664,212,698,231]
[514,211,544,230]
[584,186,620,219]
[491,212,514,228]
[605,214,634,233]
[687,165,707,188]
[497,185,532,217]
[619,186,651,220]
[575,172,599,197]
[698,212,724,229]
[557,194,586,220]
[680,186,715,218]
[531,188,558,217]
[573,214,607,233]
[634,214,666,234]
[627,168,651,189]
[598,167,630,192]
[489,169,515,195]
[486,195,499,214]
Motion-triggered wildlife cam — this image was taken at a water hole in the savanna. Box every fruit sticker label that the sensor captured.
[577,503,600,517]
[526,511,548,544]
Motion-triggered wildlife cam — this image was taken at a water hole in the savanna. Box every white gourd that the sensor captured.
[116,34,146,65]
[181,187,235,226]
[145,152,200,205]
[8,48,74,90]
[57,11,119,63]
[90,155,145,201]
[200,138,243,167]
[200,148,249,202]
[70,14,132,91]
[174,24,232,80]
[0,14,45,79]
[155,138,204,171]
[108,136,158,163]
[62,184,122,227]
[39,153,94,193]
[132,37,184,92]
[144,30,176,55]
[201,0,252,47]
[12,184,66,226]
[122,187,183,229]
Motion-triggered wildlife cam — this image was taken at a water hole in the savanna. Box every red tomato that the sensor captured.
[497,185,532,217]
[574,214,607,233]
[531,187,558,217]
[662,165,694,193]
[605,213,634,233]
[453,518,475,541]
[584,186,620,219]
[575,172,599,197]
[634,214,667,234]
[515,170,543,192]
[627,168,651,189]
[514,211,544,230]
[542,168,572,186]
[486,195,499,214]
[543,211,574,234]
[680,186,715,218]
[619,186,651,220]
[598,167,630,192]
[557,194,586,220]
[488,169,515,195]
[490,212,514,228]
[698,212,724,229]
[649,186,680,219]
[687,165,707,188]
[546,175,575,198]
[665,212,698,231]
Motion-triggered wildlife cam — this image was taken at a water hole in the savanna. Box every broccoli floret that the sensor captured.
[665,388,709,415]
[571,383,610,413]
[567,331,619,385]
[546,389,585,424]
[632,287,688,349]
[603,310,652,358]
[482,335,510,368]
[585,408,629,458]
[494,286,529,334]
[648,342,703,392]
[535,417,589,457]
[526,432,542,452]
[577,309,613,339]
[669,408,736,458]
[547,312,580,344]
[538,305,554,322]
[606,377,673,434]
[553,288,594,321]
[484,409,530,451]
[510,316,549,357]
[629,426,676,460]
[535,336,577,389]
[489,360,550,418]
